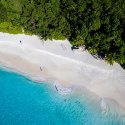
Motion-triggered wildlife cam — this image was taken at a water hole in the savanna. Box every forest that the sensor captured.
[0,0,125,68]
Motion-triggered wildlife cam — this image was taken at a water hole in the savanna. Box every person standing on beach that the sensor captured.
[40,67,42,71]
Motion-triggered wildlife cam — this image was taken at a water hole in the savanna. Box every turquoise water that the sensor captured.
[0,69,125,125]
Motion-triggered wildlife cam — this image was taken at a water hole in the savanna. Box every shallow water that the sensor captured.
[0,69,124,125]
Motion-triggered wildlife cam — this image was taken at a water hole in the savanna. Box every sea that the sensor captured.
[0,68,125,125]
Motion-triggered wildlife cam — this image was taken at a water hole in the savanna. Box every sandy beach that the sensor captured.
[0,32,125,113]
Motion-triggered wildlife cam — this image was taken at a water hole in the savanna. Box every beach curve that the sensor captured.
[0,32,125,113]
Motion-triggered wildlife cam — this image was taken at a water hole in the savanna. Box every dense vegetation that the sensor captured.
[0,0,125,68]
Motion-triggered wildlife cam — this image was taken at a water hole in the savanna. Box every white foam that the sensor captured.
[100,98,109,114]
[53,81,72,95]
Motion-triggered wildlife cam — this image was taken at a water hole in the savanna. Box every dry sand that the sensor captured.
[0,32,125,113]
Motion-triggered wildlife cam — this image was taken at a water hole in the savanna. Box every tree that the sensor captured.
[1,0,125,68]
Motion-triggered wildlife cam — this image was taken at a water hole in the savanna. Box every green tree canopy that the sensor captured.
[0,0,125,68]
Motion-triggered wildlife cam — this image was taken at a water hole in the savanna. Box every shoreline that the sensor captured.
[1,63,125,116]
[0,32,125,114]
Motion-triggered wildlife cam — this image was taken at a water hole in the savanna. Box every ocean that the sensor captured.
[0,68,124,125]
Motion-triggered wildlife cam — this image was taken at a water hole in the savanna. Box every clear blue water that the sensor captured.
[0,68,125,125]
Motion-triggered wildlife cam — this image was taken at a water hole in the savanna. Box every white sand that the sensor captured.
[0,32,125,112]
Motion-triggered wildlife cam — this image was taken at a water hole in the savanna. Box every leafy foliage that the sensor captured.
[0,0,125,68]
